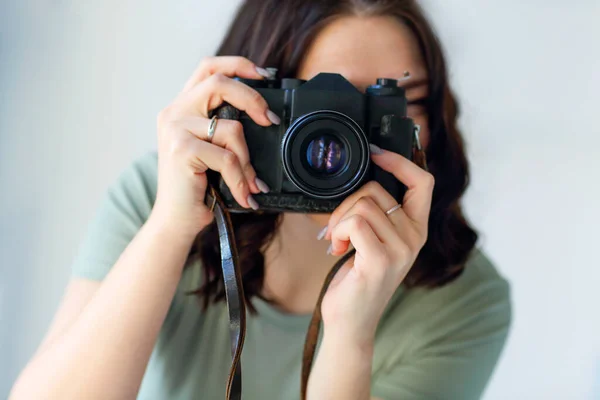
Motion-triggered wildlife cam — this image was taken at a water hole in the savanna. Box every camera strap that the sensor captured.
[207,186,246,400]
[208,126,428,399]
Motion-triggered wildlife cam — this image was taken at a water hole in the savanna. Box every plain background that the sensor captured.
[1,0,599,398]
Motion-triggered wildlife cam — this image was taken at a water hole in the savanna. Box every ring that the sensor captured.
[385,203,402,216]
[207,115,218,142]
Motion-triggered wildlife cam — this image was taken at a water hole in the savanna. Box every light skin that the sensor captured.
[10,14,433,400]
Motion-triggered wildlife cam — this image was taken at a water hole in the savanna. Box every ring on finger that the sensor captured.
[385,203,402,216]
[207,115,218,142]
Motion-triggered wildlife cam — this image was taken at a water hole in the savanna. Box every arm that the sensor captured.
[308,327,376,400]
[307,146,435,400]
[10,216,196,400]
[308,262,511,400]
[10,55,279,400]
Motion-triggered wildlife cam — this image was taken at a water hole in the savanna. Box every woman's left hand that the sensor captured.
[321,146,435,345]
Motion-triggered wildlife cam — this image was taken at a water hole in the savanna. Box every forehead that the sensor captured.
[297,15,427,92]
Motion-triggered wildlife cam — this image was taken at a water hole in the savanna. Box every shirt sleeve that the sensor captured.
[371,253,512,400]
[70,153,158,281]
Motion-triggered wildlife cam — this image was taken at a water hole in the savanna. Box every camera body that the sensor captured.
[213,72,416,213]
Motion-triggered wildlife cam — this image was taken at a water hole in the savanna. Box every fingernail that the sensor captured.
[255,67,272,79]
[316,226,328,240]
[255,177,270,194]
[369,143,384,155]
[326,244,333,255]
[266,109,281,125]
[247,194,259,210]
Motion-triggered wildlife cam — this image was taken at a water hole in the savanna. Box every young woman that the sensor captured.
[10,0,511,399]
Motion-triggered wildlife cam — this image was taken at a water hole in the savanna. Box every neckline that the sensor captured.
[250,297,313,332]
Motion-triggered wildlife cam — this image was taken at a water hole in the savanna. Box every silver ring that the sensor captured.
[385,203,402,216]
[207,115,218,142]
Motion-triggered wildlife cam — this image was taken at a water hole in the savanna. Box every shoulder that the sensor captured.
[376,248,512,359]
[70,152,159,280]
[111,152,159,203]
[105,152,159,220]
[371,250,512,399]
[407,248,511,317]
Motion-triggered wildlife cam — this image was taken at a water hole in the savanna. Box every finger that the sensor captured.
[181,56,271,93]
[325,181,396,240]
[329,214,385,262]
[371,149,434,228]
[330,197,399,255]
[176,117,261,194]
[178,73,276,127]
[176,131,255,209]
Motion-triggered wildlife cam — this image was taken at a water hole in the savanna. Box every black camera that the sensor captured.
[213,72,416,213]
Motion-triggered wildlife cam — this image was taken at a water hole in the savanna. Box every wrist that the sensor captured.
[322,324,375,357]
[323,319,377,352]
[145,211,202,245]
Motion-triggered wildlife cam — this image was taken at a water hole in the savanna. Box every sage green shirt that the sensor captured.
[71,153,511,400]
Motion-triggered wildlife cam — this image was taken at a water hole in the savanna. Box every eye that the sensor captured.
[407,98,428,116]
[407,98,428,107]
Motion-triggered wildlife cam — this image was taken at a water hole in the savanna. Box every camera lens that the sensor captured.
[281,110,369,199]
[306,136,346,175]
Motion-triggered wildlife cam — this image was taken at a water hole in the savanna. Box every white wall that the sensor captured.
[1,1,598,398]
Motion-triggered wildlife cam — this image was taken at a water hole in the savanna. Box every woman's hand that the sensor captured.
[320,145,435,344]
[150,56,280,237]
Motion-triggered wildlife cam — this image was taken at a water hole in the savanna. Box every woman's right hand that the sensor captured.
[150,56,280,237]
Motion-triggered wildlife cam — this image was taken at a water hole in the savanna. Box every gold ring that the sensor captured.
[385,203,402,216]
[207,115,218,142]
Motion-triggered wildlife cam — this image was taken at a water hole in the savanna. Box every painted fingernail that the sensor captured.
[326,244,333,255]
[255,177,270,194]
[266,109,281,125]
[316,226,328,240]
[247,194,259,210]
[369,143,384,155]
[255,67,272,79]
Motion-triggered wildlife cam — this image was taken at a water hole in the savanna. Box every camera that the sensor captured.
[212,72,416,213]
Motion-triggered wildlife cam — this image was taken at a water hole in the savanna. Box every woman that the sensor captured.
[10,0,511,399]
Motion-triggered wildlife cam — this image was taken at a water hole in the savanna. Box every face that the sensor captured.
[295,15,430,225]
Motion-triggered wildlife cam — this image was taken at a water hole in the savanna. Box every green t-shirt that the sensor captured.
[71,153,511,400]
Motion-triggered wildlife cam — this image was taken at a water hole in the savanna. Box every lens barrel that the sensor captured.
[281,110,369,199]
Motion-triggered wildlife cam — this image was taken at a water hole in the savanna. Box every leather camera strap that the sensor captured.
[208,187,246,400]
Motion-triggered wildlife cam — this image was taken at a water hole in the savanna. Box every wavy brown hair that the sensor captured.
[191,0,478,312]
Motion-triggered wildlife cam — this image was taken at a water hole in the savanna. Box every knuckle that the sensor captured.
[161,120,180,136]
[198,57,213,71]
[222,150,238,167]
[208,72,226,87]
[235,56,252,67]
[157,106,175,124]
[424,172,435,188]
[168,135,188,156]
[355,197,376,215]
[349,215,368,232]
[235,177,246,190]
[364,180,384,194]
[229,120,244,139]
[242,161,254,175]
[248,88,266,106]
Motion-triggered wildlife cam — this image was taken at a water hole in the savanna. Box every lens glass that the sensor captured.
[281,110,369,199]
[305,135,346,175]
